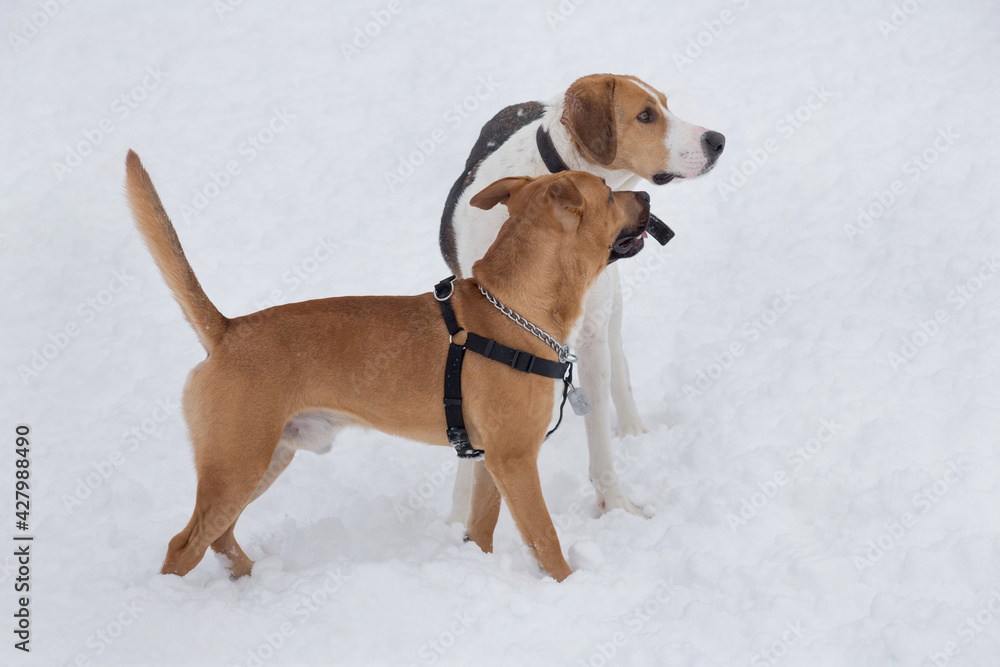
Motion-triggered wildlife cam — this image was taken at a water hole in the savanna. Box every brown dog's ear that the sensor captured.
[546,177,584,232]
[562,75,617,165]
[470,176,532,210]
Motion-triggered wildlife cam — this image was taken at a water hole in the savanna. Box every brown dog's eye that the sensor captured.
[637,108,655,123]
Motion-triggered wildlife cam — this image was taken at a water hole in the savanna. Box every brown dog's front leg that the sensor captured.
[486,452,572,582]
[465,460,501,552]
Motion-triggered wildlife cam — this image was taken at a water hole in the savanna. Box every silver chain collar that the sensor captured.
[477,284,577,364]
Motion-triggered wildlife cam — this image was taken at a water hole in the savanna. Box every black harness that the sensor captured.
[535,125,676,246]
[434,276,574,460]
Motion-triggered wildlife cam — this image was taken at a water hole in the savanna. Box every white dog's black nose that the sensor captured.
[702,131,726,160]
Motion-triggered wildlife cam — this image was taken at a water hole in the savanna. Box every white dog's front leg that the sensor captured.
[448,459,475,525]
[577,274,644,516]
[607,265,648,437]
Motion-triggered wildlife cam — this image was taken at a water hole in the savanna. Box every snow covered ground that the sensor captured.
[3,0,1000,665]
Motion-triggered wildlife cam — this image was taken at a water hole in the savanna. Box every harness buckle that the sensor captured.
[509,350,538,373]
[446,426,470,447]
[447,427,484,460]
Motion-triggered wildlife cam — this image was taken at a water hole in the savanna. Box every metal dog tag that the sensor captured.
[567,384,592,416]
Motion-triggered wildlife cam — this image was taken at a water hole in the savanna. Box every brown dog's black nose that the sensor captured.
[634,191,651,229]
[702,131,726,156]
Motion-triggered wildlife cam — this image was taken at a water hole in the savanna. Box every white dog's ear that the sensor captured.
[562,75,617,165]
[470,176,532,210]
[545,177,583,232]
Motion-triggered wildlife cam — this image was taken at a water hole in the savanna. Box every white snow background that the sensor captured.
[3,0,1000,665]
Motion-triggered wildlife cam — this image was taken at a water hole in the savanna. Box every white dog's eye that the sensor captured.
[637,109,654,123]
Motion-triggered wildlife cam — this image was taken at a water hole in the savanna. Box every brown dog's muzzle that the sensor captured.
[609,191,651,263]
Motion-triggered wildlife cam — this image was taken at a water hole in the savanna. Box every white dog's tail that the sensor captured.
[125,150,228,351]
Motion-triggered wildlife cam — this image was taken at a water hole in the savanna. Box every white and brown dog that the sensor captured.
[440,74,725,520]
[126,151,651,581]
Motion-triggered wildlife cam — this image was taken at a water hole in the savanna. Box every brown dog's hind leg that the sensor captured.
[206,442,297,578]
[485,449,573,582]
[161,493,242,577]
[161,477,260,578]
[161,425,283,579]
[210,520,254,579]
[465,460,501,552]
[248,441,296,503]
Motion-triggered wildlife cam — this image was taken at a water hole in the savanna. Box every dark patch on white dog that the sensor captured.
[440,101,545,275]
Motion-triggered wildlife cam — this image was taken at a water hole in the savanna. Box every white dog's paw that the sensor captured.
[616,413,649,438]
[597,487,647,518]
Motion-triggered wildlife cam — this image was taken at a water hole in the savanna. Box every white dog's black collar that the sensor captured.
[535,126,675,246]
[536,125,570,174]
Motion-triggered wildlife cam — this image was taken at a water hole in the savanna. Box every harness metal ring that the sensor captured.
[559,348,578,364]
[434,276,456,302]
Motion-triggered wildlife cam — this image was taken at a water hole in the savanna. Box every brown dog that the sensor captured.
[125,150,649,582]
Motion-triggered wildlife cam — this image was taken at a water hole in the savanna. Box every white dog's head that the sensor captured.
[561,74,725,184]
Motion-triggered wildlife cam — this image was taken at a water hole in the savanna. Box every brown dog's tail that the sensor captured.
[125,150,228,351]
